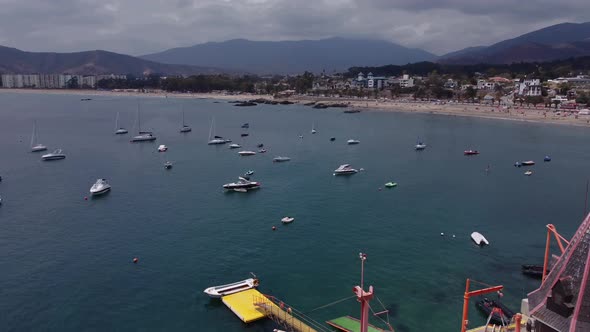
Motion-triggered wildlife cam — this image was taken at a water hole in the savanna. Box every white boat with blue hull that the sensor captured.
[203,278,259,298]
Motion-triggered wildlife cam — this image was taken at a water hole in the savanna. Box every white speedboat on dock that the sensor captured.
[203,278,259,298]
[90,179,111,196]
[471,232,489,246]
[334,164,358,175]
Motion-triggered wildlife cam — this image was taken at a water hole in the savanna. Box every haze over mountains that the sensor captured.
[1,22,590,76]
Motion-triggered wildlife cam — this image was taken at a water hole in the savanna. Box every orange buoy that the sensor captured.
[133,257,139,264]
[272,226,276,231]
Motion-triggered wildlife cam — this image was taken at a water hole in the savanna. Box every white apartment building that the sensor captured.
[516,78,542,96]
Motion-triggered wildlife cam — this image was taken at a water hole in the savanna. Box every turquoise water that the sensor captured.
[1,93,589,331]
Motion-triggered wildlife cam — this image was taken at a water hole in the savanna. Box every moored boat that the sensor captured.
[475,297,515,325]
[158,144,168,152]
[525,170,533,176]
[229,143,241,149]
[544,155,551,162]
[281,217,295,224]
[347,139,360,145]
[203,278,259,298]
[385,182,397,188]
[334,164,358,175]
[42,149,66,161]
[223,177,261,191]
[258,149,267,153]
[89,179,111,196]
[164,161,173,169]
[471,232,489,246]
[238,150,256,156]
[273,156,291,162]
[30,121,48,152]
[521,160,535,166]
[464,150,480,155]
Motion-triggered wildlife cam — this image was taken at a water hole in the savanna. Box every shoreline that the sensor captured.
[1,88,589,128]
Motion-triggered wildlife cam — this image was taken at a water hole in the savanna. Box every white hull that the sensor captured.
[31,145,48,152]
[90,187,111,196]
[471,232,489,246]
[115,129,128,135]
[203,278,258,298]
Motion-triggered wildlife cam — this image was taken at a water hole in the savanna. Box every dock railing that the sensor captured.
[253,294,328,332]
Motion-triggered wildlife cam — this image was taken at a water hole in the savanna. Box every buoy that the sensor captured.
[84,197,88,200]
[272,226,276,231]
[440,232,444,236]
[133,257,138,264]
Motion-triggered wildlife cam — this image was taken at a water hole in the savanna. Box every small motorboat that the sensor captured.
[281,217,295,224]
[203,278,259,298]
[521,264,548,279]
[298,135,303,139]
[158,145,168,152]
[471,232,489,246]
[415,143,427,150]
[475,298,515,325]
[31,144,48,152]
[223,177,261,191]
[273,156,291,162]
[115,128,128,135]
[464,150,480,155]
[241,133,249,137]
[164,161,173,169]
[525,170,533,176]
[238,150,256,156]
[229,143,241,149]
[258,149,267,153]
[241,123,250,129]
[347,139,360,145]
[334,164,358,175]
[42,149,66,161]
[330,137,336,141]
[521,160,535,166]
[257,143,264,148]
[385,182,398,188]
[544,156,551,162]
[311,129,317,134]
[89,179,111,196]
[245,170,254,176]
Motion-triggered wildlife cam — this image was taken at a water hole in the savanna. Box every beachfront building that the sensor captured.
[515,78,542,96]
[387,74,415,88]
[353,72,388,89]
[477,79,495,90]
[0,73,125,89]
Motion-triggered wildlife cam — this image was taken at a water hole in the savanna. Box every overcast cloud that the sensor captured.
[0,0,588,56]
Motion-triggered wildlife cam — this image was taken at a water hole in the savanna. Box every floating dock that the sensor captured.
[221,289,267,323]
[326,316,384,332]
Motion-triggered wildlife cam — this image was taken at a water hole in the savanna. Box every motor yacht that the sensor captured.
[238,150,256,156]
[347,139,360,145]
[333,164,358,175]
[223,177,261,191]
[89,179,111,196]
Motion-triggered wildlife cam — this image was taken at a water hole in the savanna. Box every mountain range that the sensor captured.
[439,22,590,64]
[0,45,225,76]
[1,22,590,76]
[141,38,437,75]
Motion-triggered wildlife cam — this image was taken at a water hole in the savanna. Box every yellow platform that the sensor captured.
[222,289,267,323]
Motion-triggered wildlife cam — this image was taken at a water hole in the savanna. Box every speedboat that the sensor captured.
[524,170,533,176]
[544,156,551,162]
[245,170,254,176]
[229,143,241,149]
[281,217,295,224]
[115,128,128,135]
[521,160,535,166]
[42,149,66,161]
[164,161,173,169]
[273,156,291,162]
[203,278,259,298]
[238,150,256,156]
[131,133,156,142]
[311,129,317,134]
[347,139,360,145]
[464,150,479,155]
[158,145,168,152]
[89,179,111,196]
[258,149,267,153]
[471,232,489,246]
[223,177,261,191]
[415,142,427,150]
[333,164,358,175]
[385,182,397,188]
[31,144,48,152]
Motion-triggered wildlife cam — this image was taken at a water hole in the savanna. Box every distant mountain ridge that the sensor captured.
[440,22,590,64]
[141,37,437,74]
[0,45,226,75]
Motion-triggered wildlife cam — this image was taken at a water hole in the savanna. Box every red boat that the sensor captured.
[464,150,480,155]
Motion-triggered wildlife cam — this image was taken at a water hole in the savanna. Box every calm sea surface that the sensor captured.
[1,92,589,332]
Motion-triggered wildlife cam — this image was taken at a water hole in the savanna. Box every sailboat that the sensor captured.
[311,121,317,134]
[130,101,156,142]
[415,137,426,150]
[114,112,128,135]
[30,121,48,152]
[207,117,228,145]
[180,108,191,133]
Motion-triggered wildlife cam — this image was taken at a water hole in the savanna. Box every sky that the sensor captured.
[0,0,588,56]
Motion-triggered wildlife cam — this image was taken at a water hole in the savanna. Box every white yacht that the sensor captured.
[229,143,241,149]
[130,101,156,142]
[207,117,229,145]
[347,139,360,145]
[273,156,291,162]
[180,109,192,133]
[158,145,168,152]
[223,177,261,191]
[114,112,128,135]
[30,121,48,152]
[89,179,111,196]
[41,149,66,161]
[333,164,358,175]
[238,150,256,156]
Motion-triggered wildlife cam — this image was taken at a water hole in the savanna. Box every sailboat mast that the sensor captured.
[115,112,119,131]
[31,121,36,147]
[208,117,214,142]
[137,100,141,133]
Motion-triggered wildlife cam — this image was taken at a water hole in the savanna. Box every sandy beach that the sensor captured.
[2,88,589,127]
